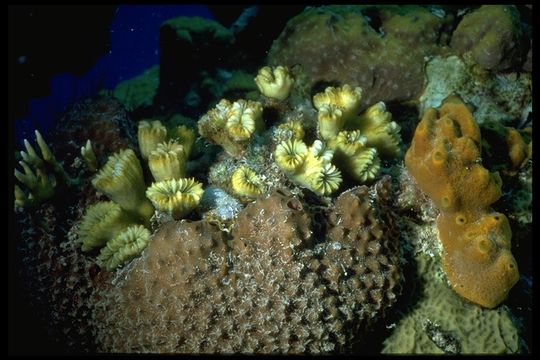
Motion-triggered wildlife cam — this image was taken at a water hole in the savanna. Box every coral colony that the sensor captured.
[14,5,531,354]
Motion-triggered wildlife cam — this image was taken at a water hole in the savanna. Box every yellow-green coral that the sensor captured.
[78,201,134,252]
[226,99,264,141]
[138,120,168,160]
[231,165,265,199]
[254,65,294,101]
[347,102,401,158]
[317,104,346,141]
[148,140,187,181]
[92,149,154,223]
[198,98,264,157]
[274,138,342,196]
[80,139,98,172]
[168,125,196,157]
[277,119,305,140]
[146,178,204,219]
[383,253,520,354]
[313,84,363,122]
[96,225,151,271]
[14,131,58,209]
[332,130,381,182]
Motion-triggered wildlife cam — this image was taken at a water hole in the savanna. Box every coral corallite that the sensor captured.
[91,177,401,353]
[405,95,519,308]
[146,178,204,220]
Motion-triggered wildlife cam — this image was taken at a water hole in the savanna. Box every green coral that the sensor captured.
[382,253,521,354]
[78,201,134,252]
[96,225,151,271]
[111,65,160,111]
[14,130,85,210]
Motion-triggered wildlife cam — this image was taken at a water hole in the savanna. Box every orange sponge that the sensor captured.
[405,95,519,308]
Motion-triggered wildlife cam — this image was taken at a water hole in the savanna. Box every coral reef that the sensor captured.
[255,65,294,101]
[268,5,447,106]
[110,65,160,111]
[198,99,264,157]
[92,149,155,224]
[95,225,151,271]
[145,178,204,219]
[450,5,527,71]
[419,55,532,127]
[91,177,401,353]
[382,253,521,354]
[405,95,519,308]
[273,84,401,194]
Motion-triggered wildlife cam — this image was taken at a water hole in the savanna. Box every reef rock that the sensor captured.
[268,5,448,107]
[91,177,401,353]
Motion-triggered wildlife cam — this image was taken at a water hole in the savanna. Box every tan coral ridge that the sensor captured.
[405,95,519,308]
[91,177,401,353]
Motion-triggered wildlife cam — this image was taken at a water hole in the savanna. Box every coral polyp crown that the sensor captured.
[12,4,531,355]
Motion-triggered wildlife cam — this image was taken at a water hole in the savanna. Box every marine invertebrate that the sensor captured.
[347,102,401,158]
[96,225,151,271]
[148,140,187,181]
[198,98,264,157]
[254,65,294,101]
[92,178,401,353]
[268,5,446,105]
[14,130,83,209]
[405,95,519,308]
[313,84,363,122]
[382,253,520,354]
[230,165,265,199]
[92,149,155,223]
[225,99,264,141]
[80,139,98,172]
[450,5,527,71]
[332,130,381,183]
[168,125,196,157]
[274,138,342,196]
[78,201,134,252]
[145,178,204,219]
[138,120,168,160]
[505,127,531,175]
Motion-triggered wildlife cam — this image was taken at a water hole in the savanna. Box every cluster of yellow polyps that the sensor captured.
[198,99,264,157]
[273,84,402,194]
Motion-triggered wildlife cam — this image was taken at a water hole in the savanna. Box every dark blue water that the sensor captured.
[15,5,214,145]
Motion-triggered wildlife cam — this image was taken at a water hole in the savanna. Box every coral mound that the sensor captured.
[92,177,401,353]
[405,95,519,308]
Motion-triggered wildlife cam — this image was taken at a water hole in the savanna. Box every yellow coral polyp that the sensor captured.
[278,120,305,140]
[146,178,204,219]
[274,138,308,172]
[311,163,342,196]
[350,102,402,158]
[138,120,167,159]
[231,165,265,199]
[148,140,187,181]
[254,65,294,101]
[96,225,151,271]
[78,201,133,252]
[345,147,381,182]
[317,104,345,141]
[80,139,98,172]
[313,84,363,121]
[92,149,154,222]
[226,99,264,141]
[198,99,264,157]
[169,125,196,157]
